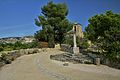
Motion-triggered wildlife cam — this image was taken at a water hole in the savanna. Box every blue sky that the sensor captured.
[0,0,120,38]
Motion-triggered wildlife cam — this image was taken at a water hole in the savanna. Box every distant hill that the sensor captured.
[0,36,35,43]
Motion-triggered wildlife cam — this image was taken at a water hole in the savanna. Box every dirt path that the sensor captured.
[0,48,120,80]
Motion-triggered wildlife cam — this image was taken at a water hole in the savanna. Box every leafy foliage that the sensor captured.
[0,46,4,52]
[35,1,72,47]
[85,11,120,61]
[0,41,38,52]
[64,35,89,49]
[34,30,48,42]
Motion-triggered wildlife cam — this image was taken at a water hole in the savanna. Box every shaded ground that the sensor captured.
[0,48,120,80]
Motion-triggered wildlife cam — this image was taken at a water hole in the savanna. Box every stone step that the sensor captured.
[50,53,94,64]
[63,53,72,58]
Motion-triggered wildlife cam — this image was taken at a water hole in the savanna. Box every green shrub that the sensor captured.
[84,61,92,64]
[0,46,3,52]
[0,51,22,65]
[1,53,12,64]
[0,61,5,68]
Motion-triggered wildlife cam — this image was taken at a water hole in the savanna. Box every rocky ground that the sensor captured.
[50,52,94,64]
[0,48,120,80]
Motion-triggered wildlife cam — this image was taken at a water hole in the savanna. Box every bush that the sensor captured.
[0,40,39,52]
[0,61,5,68]
[1,53,12,64]
[0,52,21,64]
[0,46,3,52]
[84,60,92,64]
[64,36,89,49]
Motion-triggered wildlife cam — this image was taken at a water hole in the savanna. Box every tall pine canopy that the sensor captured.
[35,1,72,47]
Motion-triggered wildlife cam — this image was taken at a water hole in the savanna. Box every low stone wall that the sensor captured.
[60,44,73,53]
[0,48,40,56]
[60,44,99,64]
[100,57,120,69]
[86,53,120,68]
[0,48,41,68]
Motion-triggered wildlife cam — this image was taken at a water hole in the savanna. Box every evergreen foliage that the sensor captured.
[85,11,120,61]
[35,1,72,47]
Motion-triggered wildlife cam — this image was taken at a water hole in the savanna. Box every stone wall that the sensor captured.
[0,48,42,68]
[0,48,41,57]
[60,44,120,68]
[100,57,120,69]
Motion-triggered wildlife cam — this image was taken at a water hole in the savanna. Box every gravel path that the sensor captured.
[0,48,120,80]
[35,50,71,80]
